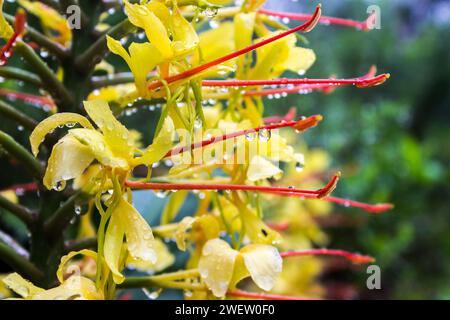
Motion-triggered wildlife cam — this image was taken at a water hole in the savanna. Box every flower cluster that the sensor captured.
[0,0,391,300]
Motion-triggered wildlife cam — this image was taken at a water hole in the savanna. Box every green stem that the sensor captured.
[75,19,135,73]
[64,237,97,253]
[5,14,70,61]
[0,241,43,283]
[0,100,38,131]
[0,194,36,227]
[15,41,74,110]
[0,130,44,179]
[44,191,83,238]
[91,73,134,88]
[0,67,42,86]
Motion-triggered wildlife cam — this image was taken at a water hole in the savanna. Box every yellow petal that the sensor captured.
[124,0,173,58]
[128,42,163,95]
[0,190,18,203]
[2,273,44,299]
[234,12,255,50]
[83,100,133,160]
[247,155,283,182]
[43,135,95,190]
[57,249,98,283]
[0,0,13,40]
[134,116,174,166]
[170,6,199,57]
[194,22,234,68]
[18,0,71,46]
[68,128,129,169]
[117,198,157,264]
[198,239,238,298]
[104,207,126,284]
[126,238,174,273]
[239,244,282,291]
[241,207,281,245]
[161,190,189,225]
[32,276,103,300]
[30,112,93,156]
[106,36,162,96]
[275,46,316,75]
[175,216,196,252]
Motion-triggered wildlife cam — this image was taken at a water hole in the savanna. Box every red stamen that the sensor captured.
[326,196,394,214]
[201,73,390,88]
[147,5,322,91]
[266,222,290,232]
[263,107,297,124]
[125,173,340,199]
[280,249,375,264]
[165,115,323,158]
[227,289,319,300]
[258,8,373,31]
[0,89,55,110]
[240,66,385,97]
[0,9,26,66]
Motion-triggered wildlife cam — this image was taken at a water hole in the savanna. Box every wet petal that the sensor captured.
[124,0,172,58]
[56,249,98,283]
[2,273,44,299]
[43,135,94,190]
[118,197,157,264]
[198,239,238,298]
[170,6,199,57]
[175,216,196,252]
[240,244,282,291]
[126,238,174,273]
[247,155,283,182]
[104,207,126,284]
[134,116,174,165]
[83,100,133,160]
[241,207,281,245]
[68,128,129,169]
[30,112,93,156]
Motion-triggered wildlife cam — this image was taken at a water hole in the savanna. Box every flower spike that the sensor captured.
[280,249,375,264]
[147,5,322,91]
[0,9,26,66]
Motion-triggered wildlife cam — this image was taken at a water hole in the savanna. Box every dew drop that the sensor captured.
[258,129,271,142]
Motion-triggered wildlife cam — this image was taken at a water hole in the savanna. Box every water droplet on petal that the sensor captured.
[258,129,271,142]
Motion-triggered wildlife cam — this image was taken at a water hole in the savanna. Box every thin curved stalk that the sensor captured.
[0,99,38,131]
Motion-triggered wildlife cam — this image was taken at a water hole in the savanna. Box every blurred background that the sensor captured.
[0,0,449,299]
[263,0,450,299]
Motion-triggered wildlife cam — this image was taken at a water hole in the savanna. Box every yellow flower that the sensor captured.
[30,99,174,190]
[198,239,282,298]
[124,0,199,60]
[0,0,13,40]
[2,272,103,300]
[103,196,158,283]
[18,0,72,47]
[107,36,163,97]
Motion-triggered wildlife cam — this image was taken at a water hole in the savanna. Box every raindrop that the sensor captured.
[142,288,161,300]
[53,181,66,191]
[155,190,169,199]
[74,205,82,215]
[258,129,271,142]
[245,131,256,141]
[204,7,218,18]
[17,125,24,131]
[295,161,304,172]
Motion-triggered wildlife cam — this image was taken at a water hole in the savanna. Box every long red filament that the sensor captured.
[165,115,323,158]
[147,5,322,91]
[258,8,373,31]
[280,249,375,264]
[0,9,26,66]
